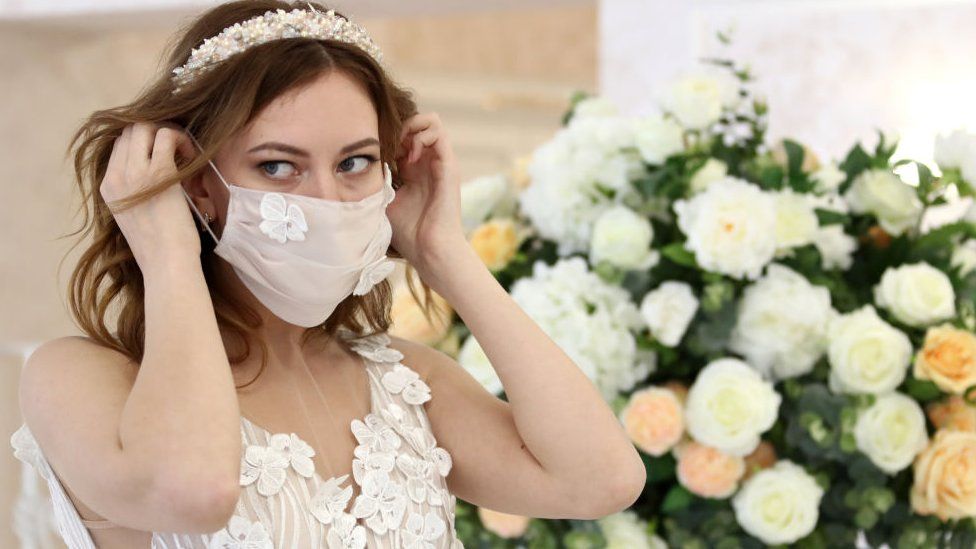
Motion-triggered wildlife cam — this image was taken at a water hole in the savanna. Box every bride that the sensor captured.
[11,1,646,547]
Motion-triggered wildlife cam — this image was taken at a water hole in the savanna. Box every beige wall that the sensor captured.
[0,4,595,546]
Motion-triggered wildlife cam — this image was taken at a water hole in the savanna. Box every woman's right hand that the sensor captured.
[100,122,202,272]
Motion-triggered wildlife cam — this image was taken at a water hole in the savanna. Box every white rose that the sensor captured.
[633,114,684,165]
[813,225,857,271]
[844,169,923,236]
[674,177,778,280]
[773,189,819,255]
[828,306,913,395]
[854,392,928,474]
[457,335,503,395]
[460,174,513,234]
[688,158,728,195]
[685,358,781,456]
[729,264,834,380]
[934,128,976,170]
[874,262,956,327]
[589,205,660,270]
[732,460,824,545]
[811,162,846,194]
[661,67,741,130]
[573,96,620,119]
[951,239,976,277]
[597,510,662,549]
[640,281,699,347]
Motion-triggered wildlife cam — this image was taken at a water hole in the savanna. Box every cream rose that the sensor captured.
[732,460,824,545]
[914,324,976,395]
[639,281,699,347]
[620,386,685,456]
[460,174,515,234]
[688,158,728,195]
[674,440,745,498]
[811,162,847,194]
[674,177,778,280]
[632,114,684,165]
[597,510,662,549]
[589,205,660,270]
[854,392,928,474]
[662,67,741,130]
[951,239,976,277]
[874,262,956,327]
[911,429,976,521]
[827,306,913,395]
[773,189,819,255]
[685,358,782,456]
[844,168,923,236]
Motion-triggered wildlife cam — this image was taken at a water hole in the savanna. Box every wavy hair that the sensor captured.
[60,0,445,388]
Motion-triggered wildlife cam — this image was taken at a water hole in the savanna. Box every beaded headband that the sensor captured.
[170,3,384,93]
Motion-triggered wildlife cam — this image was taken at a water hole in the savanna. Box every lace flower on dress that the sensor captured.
[350,467,408,536]
[340,329,405,364]
[268,432,317,479]
[403,510,447,549]
[326,512,368,549]
[259,192,308,243]
[207,514,273,549]
[382,364,432,405]
[310,474,355,526]
[395,453,444,506]
[10,425,50,482]
[239,444,290,496]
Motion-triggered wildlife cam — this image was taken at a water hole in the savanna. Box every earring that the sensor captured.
[204,212,213,224]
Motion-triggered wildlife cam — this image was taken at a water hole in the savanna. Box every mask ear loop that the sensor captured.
[179,131,227,247]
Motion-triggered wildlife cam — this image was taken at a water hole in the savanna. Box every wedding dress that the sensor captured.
[10,329,464,548]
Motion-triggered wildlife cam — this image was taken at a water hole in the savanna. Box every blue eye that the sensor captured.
[257,160,298,179]
[339,154,378,175]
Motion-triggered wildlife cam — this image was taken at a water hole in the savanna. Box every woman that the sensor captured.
[10,1,646,547]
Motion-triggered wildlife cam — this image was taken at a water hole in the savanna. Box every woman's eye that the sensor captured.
[339,154,378,175]
[257,160,298,179]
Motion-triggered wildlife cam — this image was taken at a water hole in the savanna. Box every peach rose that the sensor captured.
[662,380,689,405]
[911,429,976,521]
[620,386,685,457]
[927,395,976,433]
[743,440,778,480]
[470,218,520,271]
[477,507,531,539]
[675,440,745,498]
[914,325,976,395]
[389,284,453,346]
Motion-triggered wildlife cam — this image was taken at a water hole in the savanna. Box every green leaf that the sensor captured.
[902,378,943,402]
[661,242,699,268]
[661,484,694,513]
[815,208,849,226]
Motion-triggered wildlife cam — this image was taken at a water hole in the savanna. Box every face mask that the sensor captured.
[179,136,397,327]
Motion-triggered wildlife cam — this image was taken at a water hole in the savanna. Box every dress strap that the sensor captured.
[79,517,119,529]
[336,327,404,365]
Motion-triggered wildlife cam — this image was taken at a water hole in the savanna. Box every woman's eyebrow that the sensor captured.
[247,137,380,157]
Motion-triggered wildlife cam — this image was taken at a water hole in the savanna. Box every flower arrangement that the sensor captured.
[393,38,976,548]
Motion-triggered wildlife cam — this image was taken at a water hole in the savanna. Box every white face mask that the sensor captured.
[180,136,397,327]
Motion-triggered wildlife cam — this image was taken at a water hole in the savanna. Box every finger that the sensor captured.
[399,114,434,141]
[149,127,179,174]
[408,129,440,164]
[106,125,130,179]
[126,122,155,175]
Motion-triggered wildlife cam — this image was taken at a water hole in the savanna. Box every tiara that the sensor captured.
[171,3,383,93]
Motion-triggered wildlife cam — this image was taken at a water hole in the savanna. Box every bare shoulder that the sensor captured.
[384,334,440,384]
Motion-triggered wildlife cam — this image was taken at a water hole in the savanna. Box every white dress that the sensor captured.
[10,329,465,549]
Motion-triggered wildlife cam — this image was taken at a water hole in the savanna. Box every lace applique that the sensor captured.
[403,510,447,549]
[339,329,405,364]
[379,403,453,479]
[382,364,432,405]
[354,257,396,296]
[327,513,368,549]
[207,514,273,549]
[239,443,290,496]
[10,425,50,482]
[259,192,308,243]
[396,453,444,507]
[310,474,353,526]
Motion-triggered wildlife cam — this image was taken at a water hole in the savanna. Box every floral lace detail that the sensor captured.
[310,474,353,526]
[379,403,453,480]
[259,192,308,243]
[403,510,447,549]
[10,425,50,482]
[208,514,273,549]
[382,364,432,405]
[327,513,368,549]
[339,328,405,364]
[239,443,290,496]
[354,256,396,296]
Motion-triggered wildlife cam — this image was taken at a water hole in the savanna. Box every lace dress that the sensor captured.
[10,329,465,549]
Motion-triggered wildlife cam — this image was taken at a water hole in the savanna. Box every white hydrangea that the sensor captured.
[640,281,699,347]
[518,115,644,255]
[828,305,913,395]
[661,66,741,130]
[813,225,858,271]
[729,264,834,380]
[772,189,819,256]
[732,460,824,545]
[597,510,666,549]
[632,114,684,165]
[844,169,923,236]
[674,177,778,280]
[952,239,976,277]
[510,257,654,400]
[854,392,928,474]
[685,358,781,456]
[456,334,503,395]
[589,205,660,271]
[460,174,515,234]
[874,262,956,327]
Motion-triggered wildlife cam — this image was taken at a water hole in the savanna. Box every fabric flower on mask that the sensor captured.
[258,192,308,243]
[354,256,396,296]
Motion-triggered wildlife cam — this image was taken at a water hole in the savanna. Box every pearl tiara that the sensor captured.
[171,3,384,93]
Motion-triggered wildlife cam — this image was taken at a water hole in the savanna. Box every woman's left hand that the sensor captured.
[387,112,466,272]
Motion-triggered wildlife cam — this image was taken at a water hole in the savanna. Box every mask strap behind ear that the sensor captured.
[180,130,221,246]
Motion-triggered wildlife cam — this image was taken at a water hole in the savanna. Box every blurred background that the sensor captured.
[2,0,975,546]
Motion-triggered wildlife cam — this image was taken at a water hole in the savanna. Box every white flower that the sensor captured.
[573,96,621,119]
[381,364,432,405]
[662,66,741,129]
[685,358,781,456]
[807,191,851,214]
[597,509,660,549]
[460,174,514,234]
[813,225,857,271]
[267,432,316,478]
[854,392,929,474]
[350,467,408,535]
[340,329,405,364]
[632,114,684,165]
[639,281,699,347]
[732,460,824,545]
[239,444,290,496]
[258,192,308,243]
[589,205,660,270]
[510,257,653,400]
[827,306,913,395]
[310,474,355,526]
[326,512,368,549]
[952,239,976,277]
[844,169,923,236]
[934,128,976,171]
[772,189,819,255]
[874,262,956,327]
[688,158,727,195]
[811,162,846,194]
[351,414,402,454]
[208,514,273,549]
[457,335,503,395]
[729,264,834,380]
[402,510,447,549]
[674,177,777,280]
[354,257,396,296]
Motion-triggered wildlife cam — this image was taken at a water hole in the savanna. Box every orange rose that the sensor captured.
[927,395,976,432]
[911,429,976,521]
[477,507,531,538]
[675,440,745,498]
[469,219,520,272]
[914,325,976,395]
[742,440,778,480]
[620,386,685,457]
